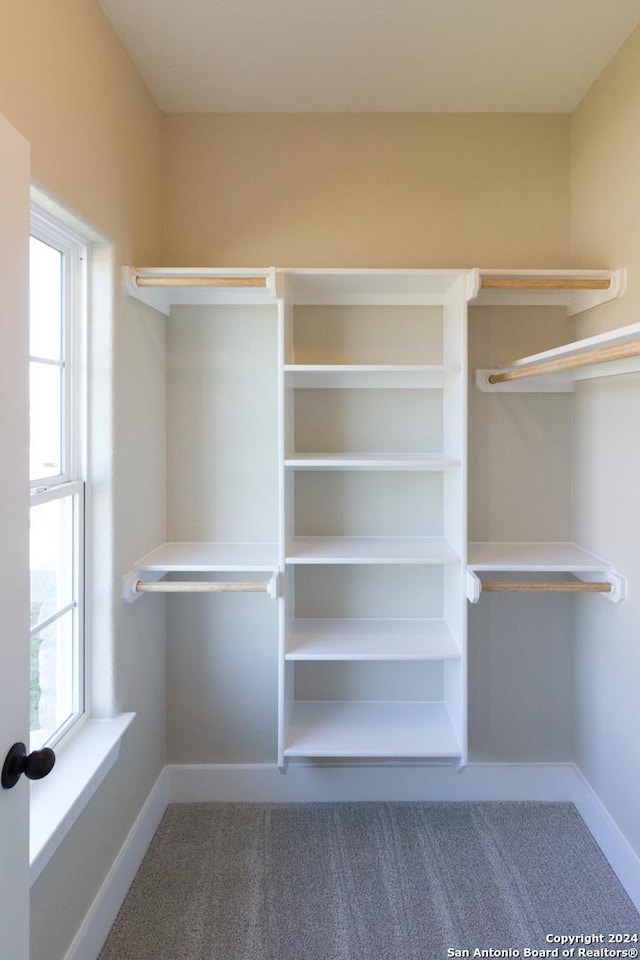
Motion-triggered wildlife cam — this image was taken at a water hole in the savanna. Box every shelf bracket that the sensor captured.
[121,568,163,604]
[575,569,626,604]
[265,267,278,301]
[465,268,480,302]
[123,266,170,316]
[266,572,282,599]
[466,570,482,604]
[567,267,626,316]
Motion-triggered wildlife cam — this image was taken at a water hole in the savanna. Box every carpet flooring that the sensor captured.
[99,802,640,960]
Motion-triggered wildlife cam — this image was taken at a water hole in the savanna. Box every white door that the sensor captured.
[0,112,32,959]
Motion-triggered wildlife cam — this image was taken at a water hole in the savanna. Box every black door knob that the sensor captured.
[1,742,56,789]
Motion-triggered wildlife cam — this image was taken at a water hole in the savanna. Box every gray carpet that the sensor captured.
[99,802,639,960]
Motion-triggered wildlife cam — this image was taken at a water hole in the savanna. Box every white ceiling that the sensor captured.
[99,0,640,113]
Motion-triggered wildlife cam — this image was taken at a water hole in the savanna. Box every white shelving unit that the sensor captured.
[120,265,628,771]
[279,269,469,768]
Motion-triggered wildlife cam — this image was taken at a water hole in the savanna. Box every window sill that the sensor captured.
[29,713,136,885]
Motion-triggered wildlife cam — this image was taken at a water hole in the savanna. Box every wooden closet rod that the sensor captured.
[135,275,268,289]
[482,580,612,594]
[480,277,611,291]
[135,580,271,595]
[488,339,640,384]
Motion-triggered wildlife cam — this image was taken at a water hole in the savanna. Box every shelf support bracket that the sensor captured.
[123,266,171,316]
[575,569,626,604]
[466,570,482,604]
[121,568,162,604]
[465,268,480,302]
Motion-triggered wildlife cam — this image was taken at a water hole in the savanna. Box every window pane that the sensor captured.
[30,496,75,629]
[30,360,63,480]
[29,213,84,752]
[30,609,76,750]
[30,236,63,361]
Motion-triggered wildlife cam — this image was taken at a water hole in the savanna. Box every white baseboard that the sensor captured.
[63,767,170,960]
[67,762,640,960]
[166,760,581,803]
[569,767,640,912]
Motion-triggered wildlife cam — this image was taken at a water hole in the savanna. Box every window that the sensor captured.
[29,213,86,750]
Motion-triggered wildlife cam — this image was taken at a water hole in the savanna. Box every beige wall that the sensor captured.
[570,24,640,858]
[1,5,167,960]
[163,112,571,268]
[571,24,640,332]
[0,0,162,264]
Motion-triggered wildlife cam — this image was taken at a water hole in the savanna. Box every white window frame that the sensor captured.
[29,207,88,750]
[28,190,136,885]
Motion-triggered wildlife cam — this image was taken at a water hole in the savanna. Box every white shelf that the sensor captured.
[124,267,277,313]
[467,541,608,572]
[285,619,461,661]
[130,541,280,572]
[286,537,460,565]
[476,320,640,392]
[471,268,625,316]
[284,700,461,758]
[285,452,460,471]
[284,365,459,389]
[466,542,626,604]
[282,268,468,305]
[122,541,282,603]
